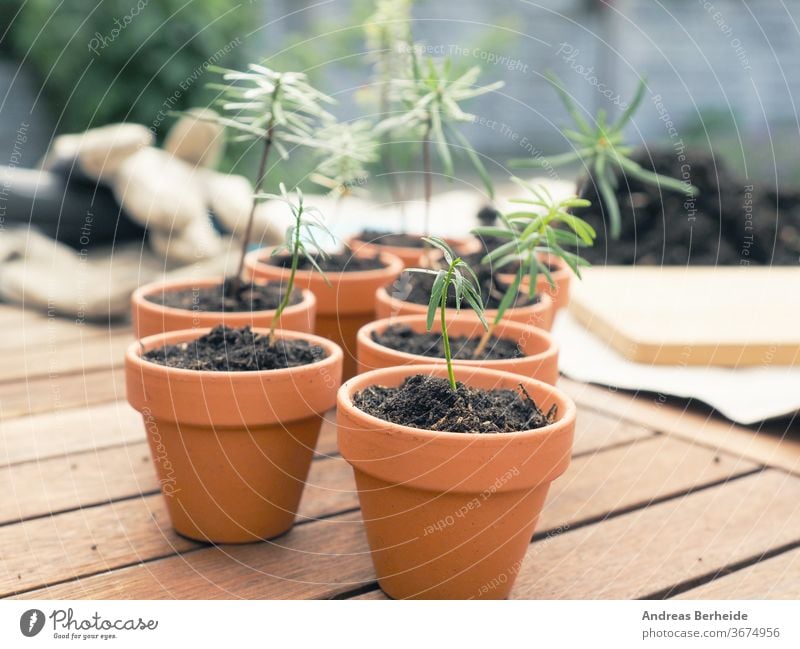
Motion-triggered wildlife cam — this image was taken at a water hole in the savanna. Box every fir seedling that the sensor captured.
[364,0,414,206]
[265,183,336,343]
[379,49,504,234]
[471,177,597,356]
[204,64,335,286]
[309,119,379,197]
[406,237,488,391]
[509,73,697,239]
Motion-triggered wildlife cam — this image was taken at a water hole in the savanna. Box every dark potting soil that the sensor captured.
[390,265,539,310]
[353,374,557,434]
[574,149,800,266]
[268,251,386,272]
[145,279,302,313]
[142,325,326,371]
[371,324,523,361]
[357,229,425,248]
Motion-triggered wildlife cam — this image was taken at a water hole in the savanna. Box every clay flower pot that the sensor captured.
[357,313,559,384]
[131,277,316,339]
[338,364,576,599]
[126,327,343,544]
[375,284,555,331]
[244,249,403,380]
[348,234,477,268]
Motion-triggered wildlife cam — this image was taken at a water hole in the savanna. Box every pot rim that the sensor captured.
[375,284,554,317]
[131,277,316,319]
[126,326,343,381]
[244,248,404,283]
[358,313,558,367]
[338,363,576,443]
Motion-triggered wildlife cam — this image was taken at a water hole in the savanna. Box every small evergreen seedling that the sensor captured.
[203,64,334,285]
[471,177,598,355]
[310,119,379,196]
[509,73,697,239]
[265,183,336,343]
[406,237,488,391]
[379,49,504,233]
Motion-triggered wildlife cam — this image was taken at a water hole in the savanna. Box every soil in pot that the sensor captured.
[395,263,539,310]
[144,278,303,313]
[267,251,386,272]
[353,374,556,434]
[371,323,523,361]
[356,229,426,248]
[142,324,326,371]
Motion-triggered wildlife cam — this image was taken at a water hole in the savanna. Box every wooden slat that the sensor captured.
[0,401,143,468]
[676,546,800,599]
[1,494,198,596]
[538,434,759,534]
[0,333,130,383]
[509,470,800,599]
[17,434,757,600]
[561,377,800,476]
[0,367,124,419]
[17,512,372,600]
[0,317,123,353]
[572,408,653,456]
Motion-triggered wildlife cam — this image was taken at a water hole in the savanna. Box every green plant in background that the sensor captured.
[364,0,414,205]
[309,119,379,196]
[379,49,504,234]
[202,64,334,286]
[406,236,488,391]
[471,176,597,355]
[266,183,335,342]
[0,0,255,141]
[509,73,698,239]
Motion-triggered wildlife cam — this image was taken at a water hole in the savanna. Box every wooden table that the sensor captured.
[2,304,799,600]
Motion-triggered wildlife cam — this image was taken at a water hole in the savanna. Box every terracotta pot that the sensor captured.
[348,234,477,268]
[374,284,555,331]
[131,277,316,339]
[337,364,576,599]
[126,327,343,544]
[500,256,573,312]
[244,250,403,380]
[357,313,559,384]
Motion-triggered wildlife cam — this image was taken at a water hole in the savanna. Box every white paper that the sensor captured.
[552,311,800,425]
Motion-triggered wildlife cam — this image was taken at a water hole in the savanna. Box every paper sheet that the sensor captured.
[552,311,800,425]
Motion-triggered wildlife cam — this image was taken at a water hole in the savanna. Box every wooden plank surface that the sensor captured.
[509,470,800,599]
[570,267,800,366]
[676,546,800,599]
[15,431,759,600]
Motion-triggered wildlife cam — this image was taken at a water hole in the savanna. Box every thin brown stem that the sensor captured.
[234,134,272,286]
[472,322,495,359]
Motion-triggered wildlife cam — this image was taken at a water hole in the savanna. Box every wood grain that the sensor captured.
[509,470,800,599]
[676,546,800,599]
[561,378,800,477]
[0,401,144,468]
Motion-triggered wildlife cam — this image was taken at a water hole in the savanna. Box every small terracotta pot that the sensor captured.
[348,234,477,268]
[131,277,316,339]
[244,250,403,380]
[500,256,573,312]
[126,327,343,544]
[338,364,576,599]
[357,313,559,384]
[374,284,555,331]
